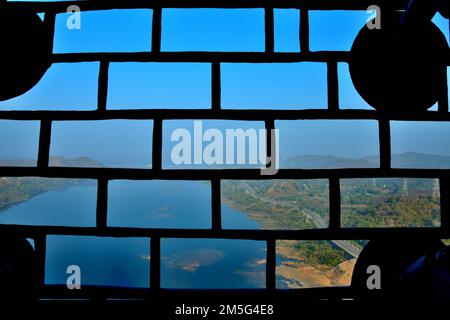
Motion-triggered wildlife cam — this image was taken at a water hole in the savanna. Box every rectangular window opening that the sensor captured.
[276,240,365,289]
[107,63,211,110]
[161,238,266,289]
[161,9,265,52]
[163,120,266,170]
[276,120,380,169]
[221,179,329,230]
[45,236,150,288]
[0,177,97,227]
[222,63,327,109]
[341,178,441,228]
[53,9,152,53]
[391,121,450,169]
[0,121,40,166]
[108,180,211,229]
[50,120,153,169]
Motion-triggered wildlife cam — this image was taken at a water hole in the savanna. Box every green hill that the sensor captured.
[0,157,101,210]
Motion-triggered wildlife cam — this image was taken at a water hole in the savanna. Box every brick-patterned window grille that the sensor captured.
[0,0,448,300]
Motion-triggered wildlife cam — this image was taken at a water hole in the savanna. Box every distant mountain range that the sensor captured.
[282,152,450,169]
[0,156,102,167]
[1,152,449,169]
[49,156,102,167]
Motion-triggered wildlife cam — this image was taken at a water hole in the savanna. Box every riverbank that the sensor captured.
[277,242,355,288]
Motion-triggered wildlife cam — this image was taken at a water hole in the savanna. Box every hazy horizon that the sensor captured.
[2,150,450,163]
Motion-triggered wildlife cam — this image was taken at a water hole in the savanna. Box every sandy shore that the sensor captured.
[277,241,356,288]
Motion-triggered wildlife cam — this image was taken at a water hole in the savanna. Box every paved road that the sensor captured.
[240,181,361,258]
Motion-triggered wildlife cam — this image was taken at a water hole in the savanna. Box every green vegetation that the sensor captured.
[0,157,101,211]
[222,177,441,268]
[221,180,329,230]
[0,177,87,211]
[222,179,345,268]
[1,154,444,271]
[341,178,440,228]
[293,241,350,268]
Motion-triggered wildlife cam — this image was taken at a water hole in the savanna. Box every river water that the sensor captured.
[0,180,270,289]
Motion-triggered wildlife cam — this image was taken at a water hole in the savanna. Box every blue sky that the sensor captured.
[0,6,449,163]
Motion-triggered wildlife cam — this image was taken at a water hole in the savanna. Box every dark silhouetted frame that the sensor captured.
[0,0,448,301]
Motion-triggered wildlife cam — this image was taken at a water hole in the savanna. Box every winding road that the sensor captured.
[240,181,362,258]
